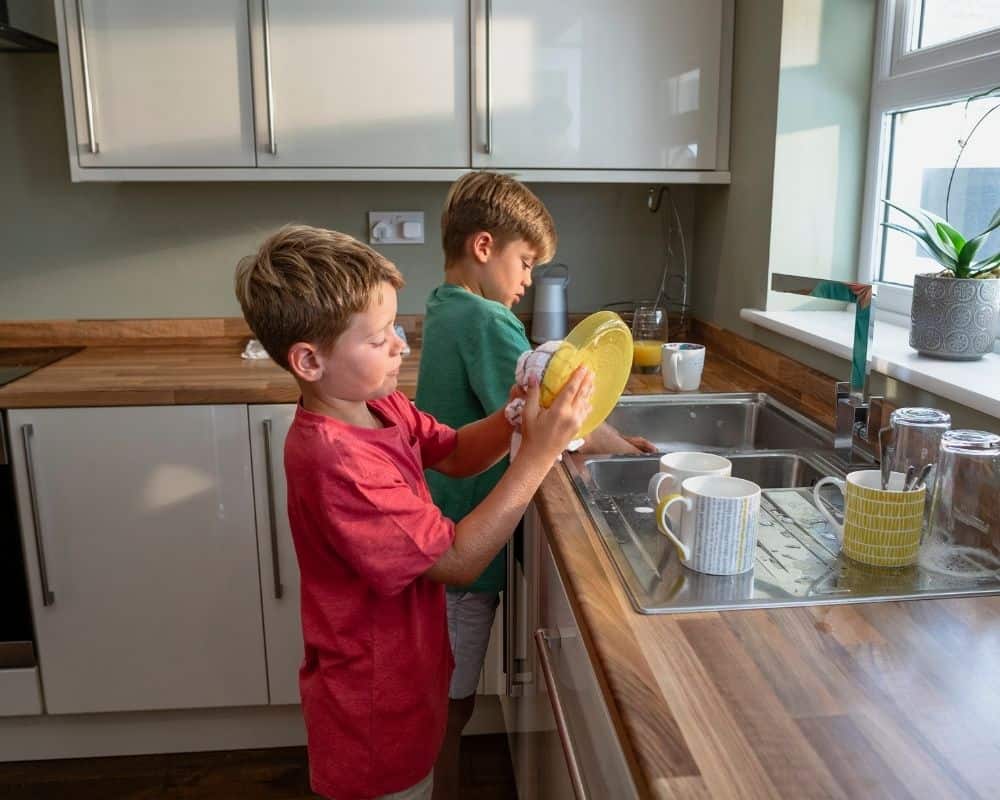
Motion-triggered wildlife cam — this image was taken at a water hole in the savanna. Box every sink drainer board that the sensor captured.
[565,451,1000,614]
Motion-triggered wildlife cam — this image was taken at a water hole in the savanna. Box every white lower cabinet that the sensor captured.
[7,405,268,714]
[504,504,638,799]
[248,405,303,706]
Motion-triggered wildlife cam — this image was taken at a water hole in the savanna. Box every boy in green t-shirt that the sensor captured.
[416,171,653,799]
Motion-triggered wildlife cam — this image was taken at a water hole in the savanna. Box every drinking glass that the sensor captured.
[631,301,668,374]
[887,407,951,483]
[923,430,1000,577]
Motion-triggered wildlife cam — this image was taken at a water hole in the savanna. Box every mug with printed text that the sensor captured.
[656,475,761,575]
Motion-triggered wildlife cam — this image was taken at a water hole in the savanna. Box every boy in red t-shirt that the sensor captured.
[235,225,592,800]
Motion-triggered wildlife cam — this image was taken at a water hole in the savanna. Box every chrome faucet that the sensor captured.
[770,273,883,461]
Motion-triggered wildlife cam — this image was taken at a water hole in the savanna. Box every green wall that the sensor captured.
[1,54,687,320]
[691,0,996,428]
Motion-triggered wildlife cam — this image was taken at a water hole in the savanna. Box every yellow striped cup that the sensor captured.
[813,470,925,567]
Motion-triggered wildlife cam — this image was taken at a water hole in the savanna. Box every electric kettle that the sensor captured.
[530,263,570,344]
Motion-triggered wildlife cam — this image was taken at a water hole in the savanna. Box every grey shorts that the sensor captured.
[446,590,501,700]
[376,770,433,800]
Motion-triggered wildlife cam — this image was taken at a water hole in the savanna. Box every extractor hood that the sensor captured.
[0,0,57,53]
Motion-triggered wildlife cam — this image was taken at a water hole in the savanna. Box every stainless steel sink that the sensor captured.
[564,393,1000,614]
[605,392,873,466]
[583,451,830,495]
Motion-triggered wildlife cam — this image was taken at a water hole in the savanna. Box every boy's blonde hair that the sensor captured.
[441,171,556,265]
[234,224,404,371]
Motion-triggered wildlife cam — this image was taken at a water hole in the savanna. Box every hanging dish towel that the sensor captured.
[505,341,585,459]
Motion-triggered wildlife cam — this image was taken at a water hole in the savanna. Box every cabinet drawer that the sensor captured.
[0,667,43,717]
[538,539,637,799]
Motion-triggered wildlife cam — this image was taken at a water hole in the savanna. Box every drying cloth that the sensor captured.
[241,339,270,360]
[505,341,584,459]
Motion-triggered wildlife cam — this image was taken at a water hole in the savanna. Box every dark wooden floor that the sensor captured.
[0,734,518,799]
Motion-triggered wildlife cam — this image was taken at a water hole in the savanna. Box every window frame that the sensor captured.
[858,0,1000,316]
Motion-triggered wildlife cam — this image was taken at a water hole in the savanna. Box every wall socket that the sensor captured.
[368,211,425,245]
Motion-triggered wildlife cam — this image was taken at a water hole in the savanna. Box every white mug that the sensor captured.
[656,475,761,575]
[661,343,706,391]
[647,451,732,504]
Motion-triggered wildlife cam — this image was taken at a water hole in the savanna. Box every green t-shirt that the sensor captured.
[416,284,531,593]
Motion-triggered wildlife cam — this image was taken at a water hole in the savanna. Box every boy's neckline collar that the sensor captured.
[295,397,395,433]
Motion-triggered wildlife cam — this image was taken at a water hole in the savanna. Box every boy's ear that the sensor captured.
[469,231,494,265]
[287,342,323,383]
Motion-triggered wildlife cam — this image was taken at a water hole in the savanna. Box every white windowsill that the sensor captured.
[739,308,1000,421]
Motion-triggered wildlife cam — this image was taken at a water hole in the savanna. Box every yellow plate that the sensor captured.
[539,311,633,438]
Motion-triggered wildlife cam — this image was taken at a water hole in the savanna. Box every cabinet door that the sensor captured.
[473,0,724,170]
[59,0,256,167]
[248,405,303,706]
[8,406,267,714]
[251,0,469,167]
[534,533,638,799]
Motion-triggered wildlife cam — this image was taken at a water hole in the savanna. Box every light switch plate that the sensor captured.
[368,211,425,245]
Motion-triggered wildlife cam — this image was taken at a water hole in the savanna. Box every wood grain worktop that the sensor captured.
[2,320,997,797]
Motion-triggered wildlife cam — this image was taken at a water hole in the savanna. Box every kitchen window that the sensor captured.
[859,0,1000,319]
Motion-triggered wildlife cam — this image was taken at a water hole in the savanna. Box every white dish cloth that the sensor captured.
[505,341,585,459]
[241,339,270,360]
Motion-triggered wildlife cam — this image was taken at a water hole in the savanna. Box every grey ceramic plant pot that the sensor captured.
[909,273,1000,360]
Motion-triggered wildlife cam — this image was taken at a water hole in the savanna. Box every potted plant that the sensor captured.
[883,202,1000,359]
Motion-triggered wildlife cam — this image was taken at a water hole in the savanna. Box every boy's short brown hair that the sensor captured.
[235,224,404,371]
[441,171,556,265]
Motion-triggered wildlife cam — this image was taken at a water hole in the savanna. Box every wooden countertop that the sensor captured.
[0,340,416,408]
[4,332,997,797]
[0,334,801,411]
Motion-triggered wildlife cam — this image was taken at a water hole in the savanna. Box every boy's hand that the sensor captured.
[578,424,657,455]
[519,366,593,462]
[623,434,658,454]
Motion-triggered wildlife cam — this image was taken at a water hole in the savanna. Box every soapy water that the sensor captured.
[919,535,1000,579]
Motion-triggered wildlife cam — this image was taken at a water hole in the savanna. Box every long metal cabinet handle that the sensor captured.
[503,536,515,694]
[261,419,283,599]
[75,0,98,154]
[262,0,277,155]
[484,0,493,154]
[21,425,55,607]
[534,629,587,800]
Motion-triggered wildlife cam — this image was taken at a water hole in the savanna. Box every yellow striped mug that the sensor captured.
[813,470,925,567]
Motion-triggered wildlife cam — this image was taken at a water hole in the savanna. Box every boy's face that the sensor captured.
[481,238,537,308]
[309,282,406,402]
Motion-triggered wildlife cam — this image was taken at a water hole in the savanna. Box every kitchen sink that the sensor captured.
[605,392,873,465]
[563,393,1000,614]
[582,451,830,496]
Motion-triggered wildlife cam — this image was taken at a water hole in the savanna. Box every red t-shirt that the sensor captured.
[284,392,458,800]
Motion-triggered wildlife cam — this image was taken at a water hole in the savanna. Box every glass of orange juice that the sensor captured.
[631,301,668,374]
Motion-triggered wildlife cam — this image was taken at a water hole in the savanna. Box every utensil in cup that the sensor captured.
[655,475,761,575]
[813,470,925,568]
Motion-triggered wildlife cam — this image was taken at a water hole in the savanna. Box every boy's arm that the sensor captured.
[425,367,593,586]
[429,407,513,477]
[578,422,657,455]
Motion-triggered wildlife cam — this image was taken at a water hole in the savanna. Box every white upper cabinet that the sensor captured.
[473,0,727,171]
[248,405,303,706]
[57,0,256,168]
[249,0,469,168]
[7,405,268,714]
[53,0,731,180]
